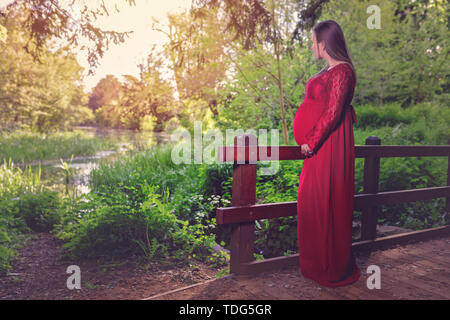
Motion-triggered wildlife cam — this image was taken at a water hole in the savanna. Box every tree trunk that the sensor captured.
[271,0,289,145]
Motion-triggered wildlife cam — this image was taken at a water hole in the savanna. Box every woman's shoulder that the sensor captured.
[327,62,355,83]
[328,62,354,76]
[328,62,352,72]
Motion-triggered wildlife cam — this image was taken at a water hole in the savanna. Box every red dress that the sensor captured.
[292,63,360,287]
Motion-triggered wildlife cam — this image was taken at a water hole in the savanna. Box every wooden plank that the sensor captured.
[355,145,450,158]
[333,279,396,300]
[354,186,450,209]
[217,145,450,163]
[232,227,449,275]
[239,254,299,275]
[373,249,450,299]
[379,250,450,286]
[371,264,447,299]
[233,275,299,300]
[353,226,450,252]
[217,145,305,162]
[216,187,450,225]
[216,201,297,225]
[391,241,450,266]
[234,270,345,300]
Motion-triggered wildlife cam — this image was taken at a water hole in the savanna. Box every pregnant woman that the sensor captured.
[292,20,360,287]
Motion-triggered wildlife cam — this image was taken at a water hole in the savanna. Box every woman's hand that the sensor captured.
[301,144,313,158]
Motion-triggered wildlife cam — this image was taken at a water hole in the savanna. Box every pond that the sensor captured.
[26,127,172,196]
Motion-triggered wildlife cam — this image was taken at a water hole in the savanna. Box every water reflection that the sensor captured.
[27,127,172,195]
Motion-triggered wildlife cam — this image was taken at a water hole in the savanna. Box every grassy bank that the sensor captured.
[0,129,117,164]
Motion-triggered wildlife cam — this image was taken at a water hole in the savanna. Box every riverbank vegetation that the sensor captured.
[0,130,117,164]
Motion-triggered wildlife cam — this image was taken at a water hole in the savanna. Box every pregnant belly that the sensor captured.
[293,98,327,146]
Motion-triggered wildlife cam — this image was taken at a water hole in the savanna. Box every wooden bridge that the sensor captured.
[146,134,450,300]
[147,235,449,299]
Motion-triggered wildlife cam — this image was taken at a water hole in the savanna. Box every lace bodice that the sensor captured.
[293,63,356,153]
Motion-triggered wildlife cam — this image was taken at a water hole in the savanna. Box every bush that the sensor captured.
[0,223,17,274]
[69,144,230,266]
[0,160,45,273]
[55,181,219,263]
[354,102,450,145]
[355,103,413,129]
[253,160,300,258]
[13,190,62,232]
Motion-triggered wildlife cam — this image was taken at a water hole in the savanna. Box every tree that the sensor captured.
[0,23,6,42]
[0,4,91,132]
[0,0,136,74]
[89,75,122,112]
[193,0,330,48]
[153,7,231,121]
[116,48,175,131]
[319,0,448,106]
[390,0,448,105]
[191,0,329,144]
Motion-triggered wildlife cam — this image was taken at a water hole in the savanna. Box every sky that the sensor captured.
[0,0,192,92]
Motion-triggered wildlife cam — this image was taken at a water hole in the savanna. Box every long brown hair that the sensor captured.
[312,20,356,81]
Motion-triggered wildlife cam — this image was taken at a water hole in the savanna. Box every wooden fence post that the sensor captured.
[361,136,381,241]
[229,134,257,274]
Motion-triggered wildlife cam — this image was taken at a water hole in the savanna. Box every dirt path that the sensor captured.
[0,233,224,300]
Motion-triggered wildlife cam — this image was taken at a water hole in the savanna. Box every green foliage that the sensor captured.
[253,160,300,258]
[320,0,448,106]
[198,163,234,199]
[355,103,414,129]
[12,190,62,233]
[55,181,218,263]
[55,145,227,267]
[0,7,92,132]
[0,160,61,273]
[0,214,17,273]
[0,246,15,274]
[354,102,450,145]
[90,143,183,194]
[0,159,42,199]
[353,103,450,231]
[0,130,117,164]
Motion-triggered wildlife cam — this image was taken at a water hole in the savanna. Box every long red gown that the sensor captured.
[292,62,360,288]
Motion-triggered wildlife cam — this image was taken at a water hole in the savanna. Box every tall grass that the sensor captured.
[0,129,117,163]
[0,158,42,199]
[0,159,44,273]
[90,142,198,197]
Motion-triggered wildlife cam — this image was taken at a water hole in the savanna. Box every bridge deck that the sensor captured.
[148,235,450,300]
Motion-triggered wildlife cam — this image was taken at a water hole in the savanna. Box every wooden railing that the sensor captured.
[215,134,450,275]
